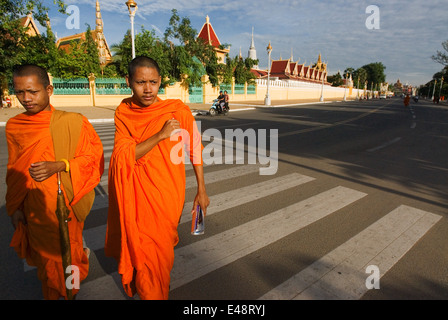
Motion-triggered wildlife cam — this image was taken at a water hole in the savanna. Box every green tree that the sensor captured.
[0,0,66,89]
[231,56,258,85]
[164,9,222,87]
[362,62,386,87]
[353,67,368,89]
[82,24,101,77]
[52,24,101,79]
[111,27,172,86]
[432,40,448,66]
[327,72,343,87]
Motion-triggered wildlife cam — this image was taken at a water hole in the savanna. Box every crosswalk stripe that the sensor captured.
[84,171,313,251]
[17,125,443,299]
[179,172,315,224]
[91,163,263,211]
[96,160,253,193]
[170,186,367,290]
[259,205,441,300]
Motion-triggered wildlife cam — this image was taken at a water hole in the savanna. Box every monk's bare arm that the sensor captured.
[135,119,180,161]
[29,161,66,182]
[192,165,210,215]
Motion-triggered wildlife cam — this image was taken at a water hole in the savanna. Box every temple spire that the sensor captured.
[248,27,258,69]
[96,0,107,66]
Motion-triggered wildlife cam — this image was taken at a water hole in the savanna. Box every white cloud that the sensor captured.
[45,0,446,85]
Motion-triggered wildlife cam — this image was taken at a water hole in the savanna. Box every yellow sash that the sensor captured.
[50,110,95,222]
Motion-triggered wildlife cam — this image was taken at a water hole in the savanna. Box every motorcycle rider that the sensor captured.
[223,90,229,111]
[217,91,224,112]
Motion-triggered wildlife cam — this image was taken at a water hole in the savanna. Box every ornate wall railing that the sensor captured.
[95,78,131,95]
[53,78,90,95]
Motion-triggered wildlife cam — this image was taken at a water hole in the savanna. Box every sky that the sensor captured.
[39,0,447,86]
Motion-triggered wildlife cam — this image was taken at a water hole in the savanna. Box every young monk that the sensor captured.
[5,64,104,299]
[105,56,210,300]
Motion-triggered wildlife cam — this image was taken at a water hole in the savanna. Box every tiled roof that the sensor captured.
[197,16,221,48]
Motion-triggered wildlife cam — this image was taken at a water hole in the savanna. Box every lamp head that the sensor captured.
[126,0,138,14]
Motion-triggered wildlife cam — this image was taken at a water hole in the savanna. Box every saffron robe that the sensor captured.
[105,97,203,300]
[5,106,104,300]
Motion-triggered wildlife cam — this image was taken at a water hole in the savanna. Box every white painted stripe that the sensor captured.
[87,171,313,249]
[185,164,262,187]
[179,172,315,224]
[89,119,114,124]
[85,165,265,250]
[170,186,366,290]
[367,137,401,152]
[92,162,255,210]
[259,205,441,300]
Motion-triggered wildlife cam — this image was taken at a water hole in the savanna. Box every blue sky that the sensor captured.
[40,0,447,86]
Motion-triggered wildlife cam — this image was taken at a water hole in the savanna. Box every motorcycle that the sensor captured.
[209,99,229,116]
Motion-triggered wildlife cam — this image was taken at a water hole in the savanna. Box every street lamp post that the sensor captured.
[126,0,138,59]
[264,42,272,106]
[356,77,360,100]
[431,79,437,101]
[319,70,325,102]
[343,73,347,101]
[427,81,432,100]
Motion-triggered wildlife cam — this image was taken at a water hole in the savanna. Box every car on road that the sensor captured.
[379,94,386,99]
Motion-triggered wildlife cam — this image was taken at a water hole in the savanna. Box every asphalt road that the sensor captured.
[0,97,447,301]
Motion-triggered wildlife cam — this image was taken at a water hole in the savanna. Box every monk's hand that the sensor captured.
[158,118,181,140]
[192,189,210,217]
[11,209,26,229]
[29,161,66,182]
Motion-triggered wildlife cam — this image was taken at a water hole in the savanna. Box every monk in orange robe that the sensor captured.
[105,56,209,300]
[5,64,104,300]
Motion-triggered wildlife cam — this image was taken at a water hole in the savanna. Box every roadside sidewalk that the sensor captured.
[0,97,351,126]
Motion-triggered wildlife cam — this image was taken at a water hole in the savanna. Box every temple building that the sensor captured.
[19,13,41,37]
[197,16,230,64]
[56,0,112,67]
[251,53,329,85]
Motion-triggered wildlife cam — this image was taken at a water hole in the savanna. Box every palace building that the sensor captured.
[19,13,41,37]
[253,53,329,85]
[56,0,112,67]
[197,16,230,64]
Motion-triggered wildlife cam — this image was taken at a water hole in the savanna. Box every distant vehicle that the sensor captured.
[379,94,386,99]
[209,99,229,116]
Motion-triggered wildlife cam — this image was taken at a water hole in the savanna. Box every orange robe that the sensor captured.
[5,106,104,300]
[105,97,203,299]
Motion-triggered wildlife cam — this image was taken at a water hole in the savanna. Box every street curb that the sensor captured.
[0,100,354,126]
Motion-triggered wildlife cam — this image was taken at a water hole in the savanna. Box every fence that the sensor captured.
[95,78,131,95]
[5,74,365,108]
[53,78,90,95]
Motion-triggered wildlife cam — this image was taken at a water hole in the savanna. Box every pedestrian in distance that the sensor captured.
[403,94,410,107]
[5,64,104,300]
[105,56,210,300]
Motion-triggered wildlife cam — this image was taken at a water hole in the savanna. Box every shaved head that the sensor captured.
[128,56,160,81]
[13,64,50,87]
